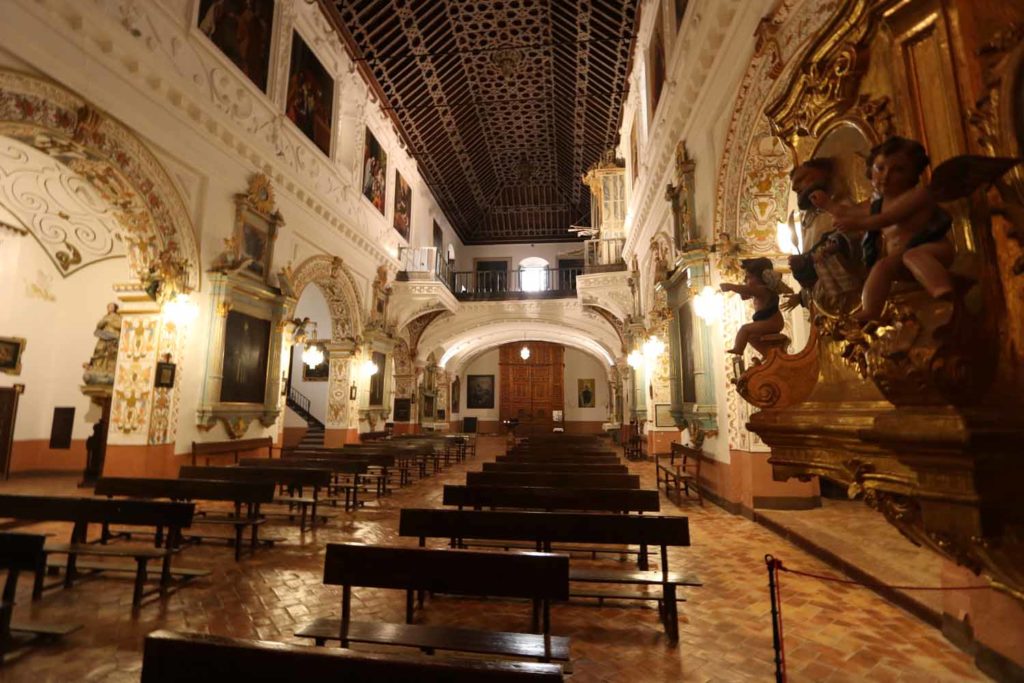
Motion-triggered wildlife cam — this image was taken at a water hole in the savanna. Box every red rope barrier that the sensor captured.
[775,562,787,682]
[765,555,992,681]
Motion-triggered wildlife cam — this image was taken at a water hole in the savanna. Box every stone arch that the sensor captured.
[289,254,364,339]
[0,69,200,288]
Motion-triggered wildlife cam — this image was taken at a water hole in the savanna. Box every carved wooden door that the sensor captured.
[499,342,564,435]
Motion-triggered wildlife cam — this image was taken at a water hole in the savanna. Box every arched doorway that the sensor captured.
[0,70,200,478]
[287,255,363,446]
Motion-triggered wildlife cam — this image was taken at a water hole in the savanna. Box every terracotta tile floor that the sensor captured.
[0,437,987,682]
[758,499,945,616]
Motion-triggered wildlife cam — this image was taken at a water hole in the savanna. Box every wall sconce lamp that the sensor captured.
[349,383,357,400]
[361,358,379,377]
[626,349,644,370]
[693,285,724,322]
[642,335,665,359]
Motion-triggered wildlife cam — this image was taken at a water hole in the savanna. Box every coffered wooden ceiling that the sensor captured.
[323,0,638,244]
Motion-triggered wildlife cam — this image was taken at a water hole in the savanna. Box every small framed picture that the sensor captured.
[0,337,27,375]
[155,361,177,388]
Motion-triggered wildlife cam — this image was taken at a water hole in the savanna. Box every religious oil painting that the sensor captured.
[240,216,269,279]
[302,347,328,381]
[197,0,275,92]
[578,378,596,408]
[393,170,412,240]
[154,362,177,389]
[362,128,388,214]
[220,311,271,404]
[286,32,334,156]
[467,374,495,410]
[0,337,26,375]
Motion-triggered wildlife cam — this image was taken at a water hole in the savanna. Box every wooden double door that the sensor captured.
[499,342,564,435]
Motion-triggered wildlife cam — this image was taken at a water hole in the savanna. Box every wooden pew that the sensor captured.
[656,442,703,506]
[95,477,275,561]
[190,437,272,466]
[466,471,640,489]
[496,454,621,464]
[282,448,399,495]
[295,543,571,664]
[399,509,700,641]
[266,454,369,511]
[343,442,438,476]
[482,462,628,474]
[443,485,660,514]
[0,532,80,661]
[179,465,331,530]
[0,494,199,611]
[142,630,564,682]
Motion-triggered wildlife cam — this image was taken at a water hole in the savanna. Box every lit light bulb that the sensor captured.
[361,359,379,376]
[302,344,324,369]
[520,345,531,360]
[627,350,644,370]
[694,285,724,322]
[642,336,665,359]
[776,221,800,256]
[162,293,198,326]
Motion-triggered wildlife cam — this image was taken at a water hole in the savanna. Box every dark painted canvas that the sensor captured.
[286,32,334,155]
[198,0,274,92]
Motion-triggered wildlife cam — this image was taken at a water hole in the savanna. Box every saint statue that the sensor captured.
[83,302,122,385]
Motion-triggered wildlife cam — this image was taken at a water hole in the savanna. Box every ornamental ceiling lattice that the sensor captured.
[324,0,638,244]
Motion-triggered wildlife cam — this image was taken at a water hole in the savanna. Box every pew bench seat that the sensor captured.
[296,620,571,663]
[39,542,176,609]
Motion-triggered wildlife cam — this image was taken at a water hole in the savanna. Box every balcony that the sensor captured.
[584,237,626,273]
[450,267,582,301]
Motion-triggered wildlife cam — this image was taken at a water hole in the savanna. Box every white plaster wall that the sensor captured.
[460,349,500,422]
[288,284,332,424]
[0,233,127,442]
[563,349,609,422]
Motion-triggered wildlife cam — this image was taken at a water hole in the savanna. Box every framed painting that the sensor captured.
[422,393,435,419]
[369,351,386,406]
[233,174,282,284]
[466,375,494,410]
[451,376,460,414]
[0,337,26,375]
[362,128,388,214]
[577,378,596,408]
[197,0,275,93]
[301,347,328,381]
[393,170,411,240]
[155,362,177,389]
[393,397,411,422]
[286,32,334,156]
[629,114,639,185]
[220,310,271,404]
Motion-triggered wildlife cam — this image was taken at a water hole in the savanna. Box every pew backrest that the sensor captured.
[323,542,569,601]
[191,437,273,465]
[95,477,276,504]
[179,465,331,488]
[442,485,660,513]
[482,462,628,474]
[399,509,690,547]
[142,630,564,683]
[0,493,195,528]
[466,471,640,489]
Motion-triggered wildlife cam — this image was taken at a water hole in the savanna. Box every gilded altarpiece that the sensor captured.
[721,0,1024,599]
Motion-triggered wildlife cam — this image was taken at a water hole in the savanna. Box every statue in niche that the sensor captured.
[815,137,1021,323]
[369,264,392,328]
[721,257,790,356]
[782,157,865,315]
[82,302,122,385]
